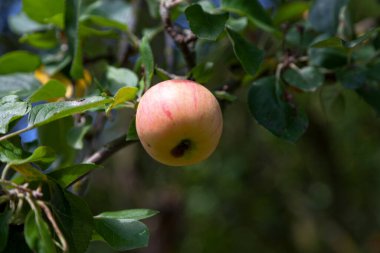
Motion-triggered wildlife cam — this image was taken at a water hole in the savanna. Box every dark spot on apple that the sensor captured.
[171,139,191,158]
[147,143,151,147]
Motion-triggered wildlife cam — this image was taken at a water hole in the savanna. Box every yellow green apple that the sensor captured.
[136,79,223,166]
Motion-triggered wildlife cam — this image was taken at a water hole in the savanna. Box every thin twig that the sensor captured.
[38,200,68,252]
[0,126,34,142]
[68,134,137,188]
[1,164,11,180]
[160,0,197,71]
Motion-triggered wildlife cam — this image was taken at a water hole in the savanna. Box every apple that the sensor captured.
[136,79,223,166]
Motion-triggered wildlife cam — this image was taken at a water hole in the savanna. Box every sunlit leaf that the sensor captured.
[0,51,41,75]
[28,80,67,102]
[95,209,159,220]
[0,95,31,134]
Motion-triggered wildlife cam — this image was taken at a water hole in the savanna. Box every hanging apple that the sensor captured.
[136,79,223,166]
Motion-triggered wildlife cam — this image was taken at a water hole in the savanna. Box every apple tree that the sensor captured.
[0,0,379,252]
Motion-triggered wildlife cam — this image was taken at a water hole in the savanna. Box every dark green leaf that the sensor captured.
[49,183,94,253]
[189,62,215,83]
[93,217,149,251]
[144,0,160,18]
[226,17,248,32]
[140,36,154,89]
[185,4,229,41]
[66,0,83,79]
[28,80,67,103]
[0,209,12,252]
[308,47,347,69]
[0,51,41,75]
[96,209,159,221]
[126,118,139,142]
[337,66,367,89]
[248,76,308,142]
[37,117,76,168]
[10,146,56,165]
[366,62,380,81]
[80,15,128,32]
[311,37,346,49]
[20,30,59,49]
[0,73,42,98]
[283,66,324,92]
[309,0,349,35]
[0,95,31,134]
[22,0,64,27]
[221,0,276,33]
[226,28,264,76]
[28,96,112,128]
[0,138,25,163]
[67,123,92,150]
[48,164,101,188]
[24,210,57,253]
[357,83,380,115]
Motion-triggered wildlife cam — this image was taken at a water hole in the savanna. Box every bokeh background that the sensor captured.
[2,0,380,252]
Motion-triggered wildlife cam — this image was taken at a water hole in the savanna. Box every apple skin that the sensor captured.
[136,79,223,166]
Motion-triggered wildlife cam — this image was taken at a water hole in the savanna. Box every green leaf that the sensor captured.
[0,73,42,98]
[12,164,47,182]
[214,90,237,102]
[221,0,276,33]
[0,209,12,252]
[82,0,132,25]
[28,80,67,103]
[0,95,31,134]
[311,37,346,49]
[24,210,57,253]
[248,76,308,142]
[189,62,215,83]
[357,83,380,115]
[38,117,76,168]
[80,15,128,32]
[48,164,101,188]
[96,209,158,220]
[106,87,138,114]
[144,0,160,18]
[226,17,248,32]
[66,0,83,79]
[226,28,264,76]
[308,47,347,69]
[106,66,139,94]
[93,217,150,251]
[22,0,64,28]
[10,146,55,166]
[8,12,48,35]
[185,4,229,41]
[337,66,367,89]
[283,66,324,92]
[312,29,380,49]
[20,30,59,49]
[67,123,92,150]
[0,51,41,75]
[139,36,154,89]
[309,0,349,35]
[28,96,112,128]
[126,118,139,142]
[0,138,25,163]
[273,1,310,25]
[49,184,94,253]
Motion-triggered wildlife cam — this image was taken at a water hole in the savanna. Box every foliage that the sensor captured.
[0,0,379,252]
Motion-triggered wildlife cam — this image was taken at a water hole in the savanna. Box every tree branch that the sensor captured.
[160,0,197,71]
[85,134,138,165]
